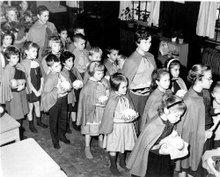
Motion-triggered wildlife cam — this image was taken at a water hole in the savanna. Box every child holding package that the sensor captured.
[77,61,108,159]
[41,54,71,149]
[100,73,138,176]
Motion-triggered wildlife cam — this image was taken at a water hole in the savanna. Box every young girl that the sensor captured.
[4,46,29,139]
[141,68,172,132]
[100,73,138,176]
[127,94,187,177]
[165,58,187,97]
[104,48,119,76]
[77,61,108,159]
[20,41,47,133]
[176,64,214,177]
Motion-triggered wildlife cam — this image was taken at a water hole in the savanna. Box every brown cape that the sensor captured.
[99,91,134,135]
[176,88,206,171]
[126,116,165,177]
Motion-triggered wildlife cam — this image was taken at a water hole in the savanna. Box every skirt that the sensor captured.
[103,122,137,153]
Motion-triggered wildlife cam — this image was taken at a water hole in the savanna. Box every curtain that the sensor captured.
[196,2,218,39]
[148,1,160,27]
[119,1,133,20]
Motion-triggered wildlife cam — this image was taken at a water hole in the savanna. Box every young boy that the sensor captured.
[41,54,71,149]
[57,26,71,52]
[40,36,61,78]
[70,34,89,78]
[211,82,220,148]
[104,48,119,76]
[27,5,57,57]
[60,51,83,133]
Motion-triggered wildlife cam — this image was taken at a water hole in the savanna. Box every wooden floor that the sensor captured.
[21,114,131,177]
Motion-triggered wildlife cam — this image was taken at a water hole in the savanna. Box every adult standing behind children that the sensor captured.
[27,5,57,58]
[121,30,156,134]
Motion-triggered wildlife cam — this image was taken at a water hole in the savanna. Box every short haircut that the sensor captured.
[60,51,75,65]
[87,61,104,76]
[23,41,39,51]
[45,54,59,67]
[110,73,128,91]
[1,30,15,45]
[165,58,181,71]
[73,33,86,43]
[37,5,49,15]
[5,6,18,17]
[4,46,20,59]
[48,36,61,47]
[151,68,170,90]
[106,47,119,55]
[57,26,67,34]
[73,26,84,34]
[89,47,103,56]
[187,64,211,85]
[135,30,151,44]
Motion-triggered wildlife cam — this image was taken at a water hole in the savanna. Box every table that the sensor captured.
[0,138,67,177]
[0,113,20,146]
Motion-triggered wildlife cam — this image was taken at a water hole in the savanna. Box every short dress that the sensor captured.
[81,81,107,136]
[27,60,42,103]
[103,96,137,153]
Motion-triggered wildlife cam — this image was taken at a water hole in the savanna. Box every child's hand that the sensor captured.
[205,130,213,140]
[72,80,83,90]
[30,60,39,68]
[17,83,25,91]
[98,95,108,105]
[10,79,18,89]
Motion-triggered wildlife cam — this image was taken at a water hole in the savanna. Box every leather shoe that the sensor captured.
[53,143,60,149]
[59,137,71,144]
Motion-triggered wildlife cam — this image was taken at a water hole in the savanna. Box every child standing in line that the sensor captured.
[100,73,138,176]
[40,36,61,78]
[165,58,187,98]
[77,61,108,159]
[57,26,71,52]
[71,34,89,78]
[141,68,172,132]
[83,47,103,83]
[4,46,29,139]
[41,54,71,149]
[60,51,83,133]
[117,54,127,72]
[27,5,57,57]
[104,48,119,76]
[20,41,47,133]
[176,64,214,177]
[211,82,220,148]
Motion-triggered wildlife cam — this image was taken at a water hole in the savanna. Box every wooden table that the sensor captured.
[0,138,67,177]
[0,113,20,146]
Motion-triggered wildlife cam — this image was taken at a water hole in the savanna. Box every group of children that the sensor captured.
[0,2,220,177]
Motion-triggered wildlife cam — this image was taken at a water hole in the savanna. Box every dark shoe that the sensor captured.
[109,154,121,176]
[29,120,38,133]
[118,152,129,171]
[36,117,48,128]
[66,127,72,134]
[59,137,71,144]
[53,143,60,149]
[72,122,80,131]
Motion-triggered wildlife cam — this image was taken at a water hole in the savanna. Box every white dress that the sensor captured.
[103,96,137,153]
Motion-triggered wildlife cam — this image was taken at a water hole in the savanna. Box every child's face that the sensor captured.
[3,35,13,47]
[60,30,68,40]
[7,10,17,22]
[137,37,152,52]
[8,54,19,66]
[167,110,184,124]
[51,62,61,73]
[37,10,49,24]
[25,16,32,23]
[156,73,170,91]
[117,81,127,95]
[200,70,213,90]
[25,47,38,59]
[108,50,119,62]
[51,42,61,54]
[20,1,28,11]
[74,39,86,51]
[75,29,85,35]
[212,87,220,103]
[93,70,104,81]
[89,52,101,62]
[64,57,73,70]
[170,65,180,78]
